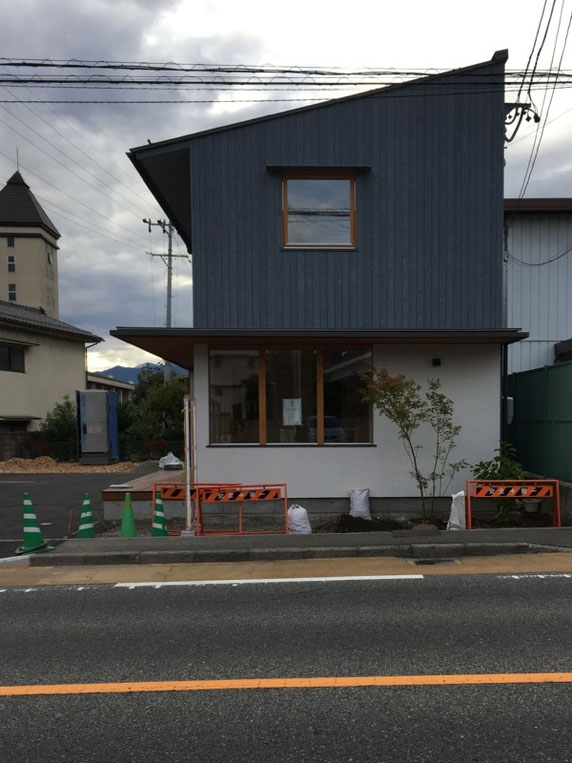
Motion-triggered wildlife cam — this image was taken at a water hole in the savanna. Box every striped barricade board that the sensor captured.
[151,482,289,537]
[465,479,561,529]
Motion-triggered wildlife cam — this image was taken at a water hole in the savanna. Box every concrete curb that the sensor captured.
[0,555,31,568]
[25,541,571,567]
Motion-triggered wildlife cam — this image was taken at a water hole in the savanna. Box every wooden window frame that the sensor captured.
[282,171,357,250]
[209,344,372,446]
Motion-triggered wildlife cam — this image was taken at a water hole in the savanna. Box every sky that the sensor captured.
[1,0,571,372]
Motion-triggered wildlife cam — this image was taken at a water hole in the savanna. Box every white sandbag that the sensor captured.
[288,504,312,534]
[158,451,183,470]
[447,490,466,531]
[350,488,371,520]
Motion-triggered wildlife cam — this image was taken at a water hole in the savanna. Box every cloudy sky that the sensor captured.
[1,0,571,371]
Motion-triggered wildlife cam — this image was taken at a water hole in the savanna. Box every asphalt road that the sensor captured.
[1,574,572,761]
[0,463,156,557]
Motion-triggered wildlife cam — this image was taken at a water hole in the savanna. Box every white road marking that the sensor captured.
[115,574,424,589]
[498,573,572,579]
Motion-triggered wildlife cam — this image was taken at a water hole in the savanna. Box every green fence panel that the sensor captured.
[508,361,572,483]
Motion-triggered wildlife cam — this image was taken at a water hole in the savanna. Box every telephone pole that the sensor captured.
[143,218,188,379]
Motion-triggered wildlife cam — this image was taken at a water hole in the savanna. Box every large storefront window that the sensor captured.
[209,350,259,443]
[209,346,372,445]
[323,350,372,443]
[265,349,317,443]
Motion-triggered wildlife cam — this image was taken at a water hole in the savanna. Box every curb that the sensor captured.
[24,541,572,567]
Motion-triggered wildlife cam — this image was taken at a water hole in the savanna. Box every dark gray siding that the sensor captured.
[190,60,505,330]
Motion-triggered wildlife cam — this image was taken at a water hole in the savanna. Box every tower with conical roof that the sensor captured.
[0,171,60,317]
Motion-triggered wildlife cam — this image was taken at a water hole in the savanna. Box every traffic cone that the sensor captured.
[120,492,137,538]
[152,492,168,537]
[14,493,54,555]
[77,493,95,539]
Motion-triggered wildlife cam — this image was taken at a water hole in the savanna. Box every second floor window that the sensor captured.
[283,172,356,249]
[8,284,16,301]
[0,344,25,372]
[7,236,14,247]
[8,255,15,272]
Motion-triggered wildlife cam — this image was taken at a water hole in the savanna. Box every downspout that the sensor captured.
[84,341,101,387]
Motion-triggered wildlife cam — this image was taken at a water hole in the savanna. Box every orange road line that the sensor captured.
[2,673,572,696]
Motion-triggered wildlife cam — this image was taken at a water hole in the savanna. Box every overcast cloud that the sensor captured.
[0,0,570,371]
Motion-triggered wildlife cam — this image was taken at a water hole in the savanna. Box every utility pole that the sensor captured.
[143,218,187,380]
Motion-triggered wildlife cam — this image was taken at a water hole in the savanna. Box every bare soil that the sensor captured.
[314,515,410,533]
[0,456,140,474]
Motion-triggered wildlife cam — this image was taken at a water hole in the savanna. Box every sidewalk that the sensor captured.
[8,526,572,567]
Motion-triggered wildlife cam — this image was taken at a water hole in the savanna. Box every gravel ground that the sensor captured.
[0,456,140,474]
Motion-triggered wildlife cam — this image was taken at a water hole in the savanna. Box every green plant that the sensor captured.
[360,370,467,521]
[472,442,533,524]
[39,395,77,443]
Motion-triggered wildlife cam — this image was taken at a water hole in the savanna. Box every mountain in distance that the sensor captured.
[96,362,187,384]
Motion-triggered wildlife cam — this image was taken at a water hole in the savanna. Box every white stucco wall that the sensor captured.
[1,326,86,429]
[193,343,501,497]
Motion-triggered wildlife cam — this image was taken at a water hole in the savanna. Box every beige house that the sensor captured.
[0,171,59,317]
[0,300,101,433]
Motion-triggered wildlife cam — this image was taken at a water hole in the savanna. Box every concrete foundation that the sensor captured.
[103,495,454,523]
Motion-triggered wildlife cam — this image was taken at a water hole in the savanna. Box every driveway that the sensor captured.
[0,462,157,558]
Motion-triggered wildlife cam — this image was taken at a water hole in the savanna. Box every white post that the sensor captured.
[191,397,198,489]
[183,395,192,533]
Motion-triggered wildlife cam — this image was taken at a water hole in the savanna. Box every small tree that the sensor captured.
[361,370,467,521]
[39,395,77,442]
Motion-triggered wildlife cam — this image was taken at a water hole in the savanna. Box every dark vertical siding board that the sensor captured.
[191,59,506,330]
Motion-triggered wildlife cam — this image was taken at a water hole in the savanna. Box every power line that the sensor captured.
[519,5,572,197]
[0,152,147,249]
[509,239,572,267]
[0,75,162,211]
[0,106,154,224]
[527,0,559,104]
[518,0,550,99]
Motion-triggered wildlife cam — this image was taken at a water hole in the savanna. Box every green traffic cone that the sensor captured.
[120,492,137,538]
[77,493,95,539]
[15,493,54,555]
[152,492,168,537]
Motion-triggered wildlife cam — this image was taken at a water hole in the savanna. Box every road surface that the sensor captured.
[1,573,572,761]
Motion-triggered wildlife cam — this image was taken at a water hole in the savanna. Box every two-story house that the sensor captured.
[113,50,525,513]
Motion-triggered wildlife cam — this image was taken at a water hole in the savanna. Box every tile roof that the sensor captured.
[0,300,102,343]
[0,171,60,238]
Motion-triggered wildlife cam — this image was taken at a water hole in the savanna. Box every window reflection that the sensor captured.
[209,350,259,443]
[323,350,372,443]
[265,349,317,443]
[286,178,353,246]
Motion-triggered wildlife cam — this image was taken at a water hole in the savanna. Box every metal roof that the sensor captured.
[504,198,572,212]
[128,50,509,252]
[0,300,102,343]
[0,171,60,238]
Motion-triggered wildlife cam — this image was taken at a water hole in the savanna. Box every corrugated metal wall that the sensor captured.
[189,59,506,330]
[507,362,572,482]
[506,211,572,373]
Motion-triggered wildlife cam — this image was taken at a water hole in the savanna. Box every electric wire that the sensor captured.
[0,75,162,212]
[520,5,572,197]
[0,152,147,250]
[508,239,572,266]
[518,0,550,99]
[527,0,559,105]
[0,106,154,226]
